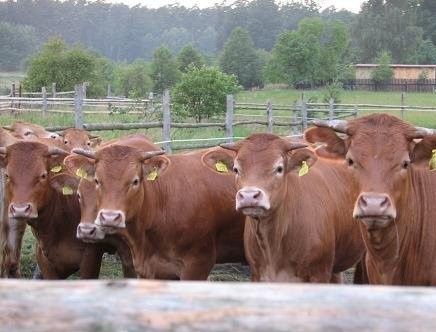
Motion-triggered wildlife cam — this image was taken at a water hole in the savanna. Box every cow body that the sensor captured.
[305,114,436,285]
[76,146,246,280]
[205,134,364,282]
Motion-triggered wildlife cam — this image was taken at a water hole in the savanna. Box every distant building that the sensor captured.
[355,64,436,80]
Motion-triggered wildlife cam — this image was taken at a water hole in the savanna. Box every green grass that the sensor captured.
[0,72,25,95]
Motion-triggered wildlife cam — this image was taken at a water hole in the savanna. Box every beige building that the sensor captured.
[355,64,436,80]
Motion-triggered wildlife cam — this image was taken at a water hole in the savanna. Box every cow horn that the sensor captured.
[140,150,165,161]
[47,147,69,157]
[220,142,240,152]
[312,119,349,134]
[72,148,96,159]
[285,142,307,152]
[88,134,100,139]
[0,147,6,154]
[412,127,436,138]
[2,126,13,132]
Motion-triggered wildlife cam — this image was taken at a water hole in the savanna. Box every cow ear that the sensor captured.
[286,148,318,173]
[411,136,436,166]
[201,148,235,174]
[50,173,80,195]
[304,127,348,159]
[90,137,102,148]
[63,154,95,178]
[142,155,170,181]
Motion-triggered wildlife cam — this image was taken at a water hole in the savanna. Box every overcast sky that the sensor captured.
[108,0,364,13]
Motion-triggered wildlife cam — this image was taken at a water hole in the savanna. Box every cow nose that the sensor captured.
[9,203,34,218]
[236,187,270,211]
[354,192,395,218]
[77,223,104,240]
[49,133,59,139]
[97,209,126,228]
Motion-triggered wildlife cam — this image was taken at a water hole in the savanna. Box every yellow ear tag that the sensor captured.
[76,167,88,179]
[429,149,436,171]
[146,168,158,181]
[215,161,228,173]
[62,186,74,195]
[50,165,62,173]
[299,161,309,177]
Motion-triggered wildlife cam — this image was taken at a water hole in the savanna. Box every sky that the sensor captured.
[108,0,365,13]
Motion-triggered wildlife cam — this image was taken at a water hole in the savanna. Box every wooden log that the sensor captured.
[162,90,172,153]
[226,95,234,143]
[74,83,84,129]
[0,280,435,331]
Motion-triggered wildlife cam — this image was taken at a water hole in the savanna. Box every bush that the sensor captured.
[113,60,152,98]
[372,51,393,86]
[323,80,343,103]
[172,66,239,123]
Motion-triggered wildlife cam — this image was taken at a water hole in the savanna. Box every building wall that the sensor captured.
[355,66,436,80]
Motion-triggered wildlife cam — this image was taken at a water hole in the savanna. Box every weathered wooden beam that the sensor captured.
[0,280,435,332]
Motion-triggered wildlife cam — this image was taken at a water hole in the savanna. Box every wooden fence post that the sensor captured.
[226,95,234,143]
[301,100,308,131]
[18,84,22,109]
[290,103,299,135]
[51,83,56,98]
[41,87,47,117]
[354,105,358,118]
[74,83,85,129]
[329,98,334,120]
[266,100,273,133]
[107,84,112,98]
[401,92,405,120]
[162,89,172,153]
[10,83,15,110]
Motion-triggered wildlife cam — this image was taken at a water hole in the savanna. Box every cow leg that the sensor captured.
[36,245,60,279]
[79,245,104,279]
[0,216,27,278]
[117,248,136,278]
[353,257,369,284]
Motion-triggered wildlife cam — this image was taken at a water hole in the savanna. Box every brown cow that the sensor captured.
[305,113,436,285]
[73,146,246,280]
[201,133,364,282]
[54,134,164,278]
[1,140,106,279]
[58,128,101,152]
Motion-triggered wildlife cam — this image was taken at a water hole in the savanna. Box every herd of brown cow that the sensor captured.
[0,113,435,285]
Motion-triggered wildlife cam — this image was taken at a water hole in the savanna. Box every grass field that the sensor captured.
[6,87,436,279]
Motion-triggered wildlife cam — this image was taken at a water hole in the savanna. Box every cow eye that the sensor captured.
[95,178,100,186]
[24,131,32,136]
[77,192,81,202]
[64,140,68,145]
[346,157,354,167]
[132,178,139,186]
[276,165,284,174]
[233,166,239,175]
[86,141,91,146]
[402,160,410,170]
[41,173,47,180]
[4,173,9,180]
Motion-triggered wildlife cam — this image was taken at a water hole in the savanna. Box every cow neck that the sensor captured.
[362,168,433,284]
[29,190,79,253]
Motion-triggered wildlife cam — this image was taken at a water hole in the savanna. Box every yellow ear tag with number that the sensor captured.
[62,186,74,195]
[76,167,88,179]
[146,168,158,181]
[429,149,436,171]
[50,165,62,173]
[299,161,309,177]
[215,161,228,173]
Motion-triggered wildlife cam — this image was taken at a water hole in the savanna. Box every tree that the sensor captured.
[0,22,38,71]
[113,60,153,98]
[172,66,238,123]
[372,51,394,88]
[219,27,263,89]
[150,46,181,93]
[177,45,204,73]
[23,38,97,93]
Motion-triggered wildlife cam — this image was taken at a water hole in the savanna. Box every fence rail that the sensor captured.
[1,279,435,331]
[2,83,436,150]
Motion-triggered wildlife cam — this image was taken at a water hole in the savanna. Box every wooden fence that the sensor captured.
[1,279,436,331]
[3,82,436,151]
[342,79,436,92]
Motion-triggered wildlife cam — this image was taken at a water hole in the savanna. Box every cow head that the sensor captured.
[1,141,69,220]
[305,114,436,230]
[72,146,164,229]
[58,128,101,152]
[202,134,314,218]
[4,121,59,140]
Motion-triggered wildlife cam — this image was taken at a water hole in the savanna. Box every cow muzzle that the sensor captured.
[9,203,37,219]
[96,209,126,228]
[77,223,105,242]
[236,187,270,217]
[353,192,396,229]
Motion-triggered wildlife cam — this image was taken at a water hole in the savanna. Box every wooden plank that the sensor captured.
[74,84,84,129]
[225,95,234,143]
[0,280,435,331]
[162,90,172,153]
